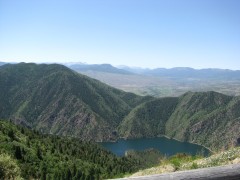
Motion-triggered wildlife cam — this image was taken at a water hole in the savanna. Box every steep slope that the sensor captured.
[1,63,240,151]
[119,91,240,150]
[0,63,152,141]
[0,119,143,179]
[118,97,178,138]
[165,91,237,149]
[182,95,240,150]
[165,91,232,138]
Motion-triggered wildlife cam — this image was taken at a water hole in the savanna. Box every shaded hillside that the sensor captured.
[0,119,143,179]
[0,63,152,141]
[165,91,233,140]
[119,92,240,150]
[118,97,178,138]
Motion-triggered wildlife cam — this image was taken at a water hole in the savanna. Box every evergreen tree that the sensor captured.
[8,130,15,140]
[37,146,43,160]
[14,146,22,160]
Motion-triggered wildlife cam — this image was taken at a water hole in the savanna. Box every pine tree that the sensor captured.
[37,147,43,160]
[14,146,22,160]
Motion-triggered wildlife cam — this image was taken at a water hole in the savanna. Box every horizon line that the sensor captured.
[1,60,239,71]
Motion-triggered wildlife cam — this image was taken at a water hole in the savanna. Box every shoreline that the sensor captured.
[159,135,214,154]
[100,135,214,156]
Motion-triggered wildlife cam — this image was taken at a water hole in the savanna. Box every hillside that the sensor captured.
[1,63,240,151]
[119,91,240,150]
[0,62,6,66]
[130,147,240,178]
[0,63,152,142]
[118,97,178,138]
[165,91,239,149]
[0,119,144,179]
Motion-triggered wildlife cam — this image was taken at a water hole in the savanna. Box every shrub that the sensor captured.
[0,153,22,179]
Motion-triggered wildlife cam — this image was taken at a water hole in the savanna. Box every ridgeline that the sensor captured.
[0,63,239,151]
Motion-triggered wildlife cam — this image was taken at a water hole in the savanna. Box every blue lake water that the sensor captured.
[100,137,210,157]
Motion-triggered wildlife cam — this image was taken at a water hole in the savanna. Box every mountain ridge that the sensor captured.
[119,91,240,150]
[0,63,152,142]
[67,63,133,75]
[0,63,240,151]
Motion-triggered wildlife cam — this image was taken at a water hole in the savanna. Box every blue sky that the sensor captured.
[0,0,239,69]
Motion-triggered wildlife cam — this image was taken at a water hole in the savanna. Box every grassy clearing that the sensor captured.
[129,147,240,177]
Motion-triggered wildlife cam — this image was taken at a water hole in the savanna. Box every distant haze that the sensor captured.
[0,0,240,70]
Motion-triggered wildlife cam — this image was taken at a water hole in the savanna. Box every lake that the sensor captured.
[100,137,210,157]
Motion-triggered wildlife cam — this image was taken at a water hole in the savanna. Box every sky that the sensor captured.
[0,0,240,69]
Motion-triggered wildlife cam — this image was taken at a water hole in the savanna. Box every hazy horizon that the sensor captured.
[1,60,240,71]
[1,0,240,70]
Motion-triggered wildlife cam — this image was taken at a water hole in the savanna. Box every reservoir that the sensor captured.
[100,137,210,157]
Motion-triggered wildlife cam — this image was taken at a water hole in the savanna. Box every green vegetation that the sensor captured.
[0,119,148,179]
[119,91,240,151]
[118,97,178,138]
[125,149,163,169]
[130,147,240,177]
[0,63,152,142]
[0,63,240,152]
[0,153,22,180]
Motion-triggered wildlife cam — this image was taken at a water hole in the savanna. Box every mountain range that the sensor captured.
[0,63,152,142]
[2,62,240,79]
[67,63,132,75]
[66,63,240,97]
[0,63,240,150]
[121,66,240,79]
[2,62,240,97]
[65,62,240,79]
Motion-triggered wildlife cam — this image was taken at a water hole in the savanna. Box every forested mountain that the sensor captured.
[0,62,6,66]
[0,119,143,179]
[118,97,178,138]
[0,63,240,151]
[0,63,152,142]
[119,91,240,150]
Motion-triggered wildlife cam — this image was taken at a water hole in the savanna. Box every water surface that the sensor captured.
[100,137,210,157]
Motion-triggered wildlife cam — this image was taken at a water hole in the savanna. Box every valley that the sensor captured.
[68,63,240,97]
[0,63,240,179]
[0,63,239,151]
[1,1,239,179]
